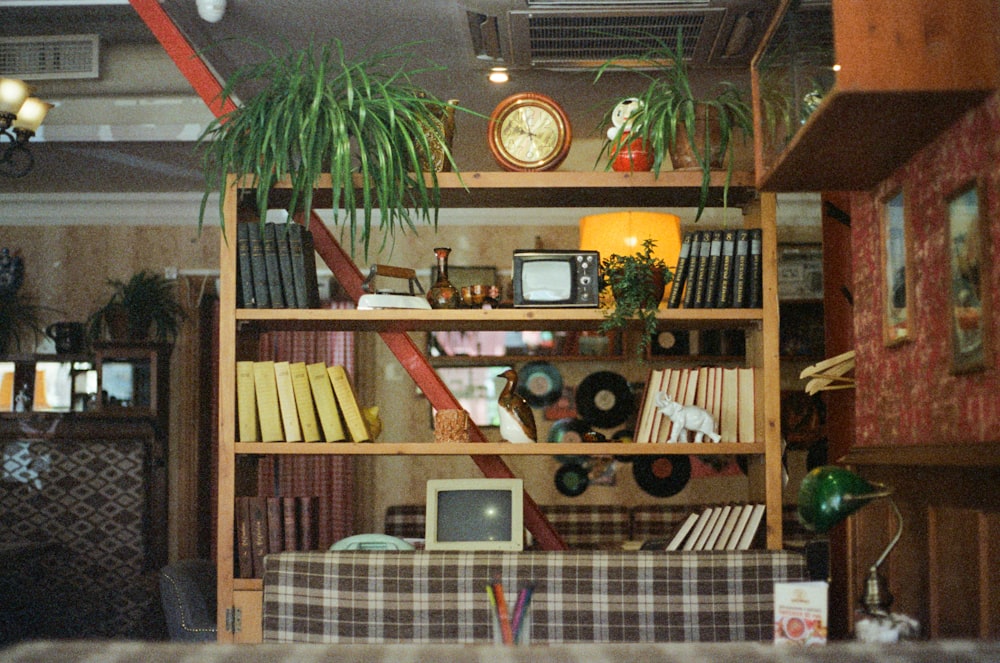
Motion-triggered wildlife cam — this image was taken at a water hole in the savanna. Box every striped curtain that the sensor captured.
[255,301,356,548]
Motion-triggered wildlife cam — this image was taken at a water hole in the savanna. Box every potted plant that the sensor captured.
[88,270,185,343]
[595,30,753,220]
[599,238,672,358]
[198,39,469,258]
[0,290,49,355]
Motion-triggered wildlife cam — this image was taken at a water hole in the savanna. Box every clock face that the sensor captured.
[488,93,571,172]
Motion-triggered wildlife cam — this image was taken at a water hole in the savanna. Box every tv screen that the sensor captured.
[520,260,572,302]
[425,478,524,551]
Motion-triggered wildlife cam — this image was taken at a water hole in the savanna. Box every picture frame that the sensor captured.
[881,188,910,346]
[947,179,989,373]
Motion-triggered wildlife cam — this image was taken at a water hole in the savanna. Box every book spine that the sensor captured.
[282,496,298,551]
[298,496,317,551]
[715,229,737,307]
[236,360,258,442]
[266,496,284,554]
[307,362,346,442]
[682,231,704,309]
[273,361,303,442]
[262,222,286,308]
[327,364,371,443]
[703,230,724,308]
[274,223,299,308]
[290,362,322,442]
[666,232,693,309]
[731,229,751,308]
[747,228,763,308]
[299,226,321,308]
[287,223,309,310]
[236,497,254,578]
[690,231,713,308]
[249,496,268,578]
[247,222,271,308]
[252,361,284,442]
[236,222,256,308]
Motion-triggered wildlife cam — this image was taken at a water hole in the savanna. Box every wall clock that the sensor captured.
[487,92,572,172]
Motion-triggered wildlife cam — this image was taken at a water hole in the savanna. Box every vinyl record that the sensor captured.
[547,417,592,465]
[555,463,589,497]
[632,455,691,498]
[575,371,634,428]
[516,361,563,407]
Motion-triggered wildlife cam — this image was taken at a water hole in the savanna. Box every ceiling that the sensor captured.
[2,0,787,195]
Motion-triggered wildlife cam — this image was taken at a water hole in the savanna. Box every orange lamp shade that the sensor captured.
[578,211,682,268]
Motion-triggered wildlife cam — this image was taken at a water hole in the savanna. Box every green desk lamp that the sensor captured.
[797,465,902,616]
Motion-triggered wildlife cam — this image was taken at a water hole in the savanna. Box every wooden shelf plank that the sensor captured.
[758,89,992,192]
[234,307,764,333]
[254,170,759,210]
[233,442,764,456]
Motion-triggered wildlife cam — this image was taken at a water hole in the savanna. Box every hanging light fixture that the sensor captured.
[0,78,53,179]
[578,211,683,268]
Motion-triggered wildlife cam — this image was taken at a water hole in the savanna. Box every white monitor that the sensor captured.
[424,478,524,551]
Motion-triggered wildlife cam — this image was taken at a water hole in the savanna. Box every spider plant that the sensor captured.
[87,270,186,343]
[0,290,51,355]
[198,39,470,258]
[595,29,753,221]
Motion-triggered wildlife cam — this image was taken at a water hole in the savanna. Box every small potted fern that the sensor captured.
[88,271,185,343]
[599,239,672,358]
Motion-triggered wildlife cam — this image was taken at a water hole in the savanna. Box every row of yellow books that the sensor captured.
[236,360,369,442]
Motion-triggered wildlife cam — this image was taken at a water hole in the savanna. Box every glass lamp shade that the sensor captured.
[0,78,31,116]
[578,211,682,267]
[797,465,889,533]
[11,98,53,133]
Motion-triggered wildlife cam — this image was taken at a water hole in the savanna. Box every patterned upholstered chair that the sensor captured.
[159,559,217,642]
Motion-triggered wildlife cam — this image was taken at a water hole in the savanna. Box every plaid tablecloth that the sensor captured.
[262,550,808,644]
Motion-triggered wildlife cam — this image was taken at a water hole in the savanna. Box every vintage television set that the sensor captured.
[424,478,524,551]
[512,250,599,308]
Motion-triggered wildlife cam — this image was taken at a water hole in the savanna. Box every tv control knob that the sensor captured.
[580,275,591,285]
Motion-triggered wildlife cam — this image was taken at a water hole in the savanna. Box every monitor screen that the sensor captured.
[425,478,524,551]
[520,260,572,302]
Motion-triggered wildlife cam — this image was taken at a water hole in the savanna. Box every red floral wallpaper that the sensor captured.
[852,91,1000,447]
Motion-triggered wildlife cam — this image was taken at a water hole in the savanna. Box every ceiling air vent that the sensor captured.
[0,34,100,80]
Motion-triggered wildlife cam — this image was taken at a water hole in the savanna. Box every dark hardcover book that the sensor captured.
[274,224,299,308]
[266,496,284,554]
[731,229,751,308]
[288,223,321,308]
[748,228,763,308]
[282,496,298,552]
[247,222,271,308]
[715,229,738,307]
[249,496,269,578]
[236,222,256,308]
[703,230,724,308]
[236,497,254,579]
[666,231,694,309]
[298,496,318,551]
[262,223,286,308]
[683,231,706,309]
[690,231,713,308]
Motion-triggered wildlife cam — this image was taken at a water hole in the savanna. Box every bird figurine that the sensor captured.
[362,405,383,441]
[497,369,537,443]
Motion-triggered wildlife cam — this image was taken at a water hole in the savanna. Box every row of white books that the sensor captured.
[665,503,766,551]
[633,366,756,444]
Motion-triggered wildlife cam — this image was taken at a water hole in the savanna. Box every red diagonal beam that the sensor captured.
[308,212,566,551]
[128,0,237,118]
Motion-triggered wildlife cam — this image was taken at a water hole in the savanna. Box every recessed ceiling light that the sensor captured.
[488,67,509,84]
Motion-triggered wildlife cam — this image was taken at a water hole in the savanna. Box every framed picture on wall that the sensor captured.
[881,188,910,346]
[947,179,989,373]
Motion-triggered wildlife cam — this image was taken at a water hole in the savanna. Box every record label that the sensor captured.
[517,361,563,408]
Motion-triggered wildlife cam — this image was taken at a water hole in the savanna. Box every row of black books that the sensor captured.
[666,228,763,309]
[236,495,320,579]
[236,221,321,309]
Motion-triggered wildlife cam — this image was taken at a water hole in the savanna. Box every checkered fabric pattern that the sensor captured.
[262,550,808,644]
[383,505,428,540]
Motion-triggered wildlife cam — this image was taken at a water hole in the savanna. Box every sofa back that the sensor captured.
[262,549,809,644]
